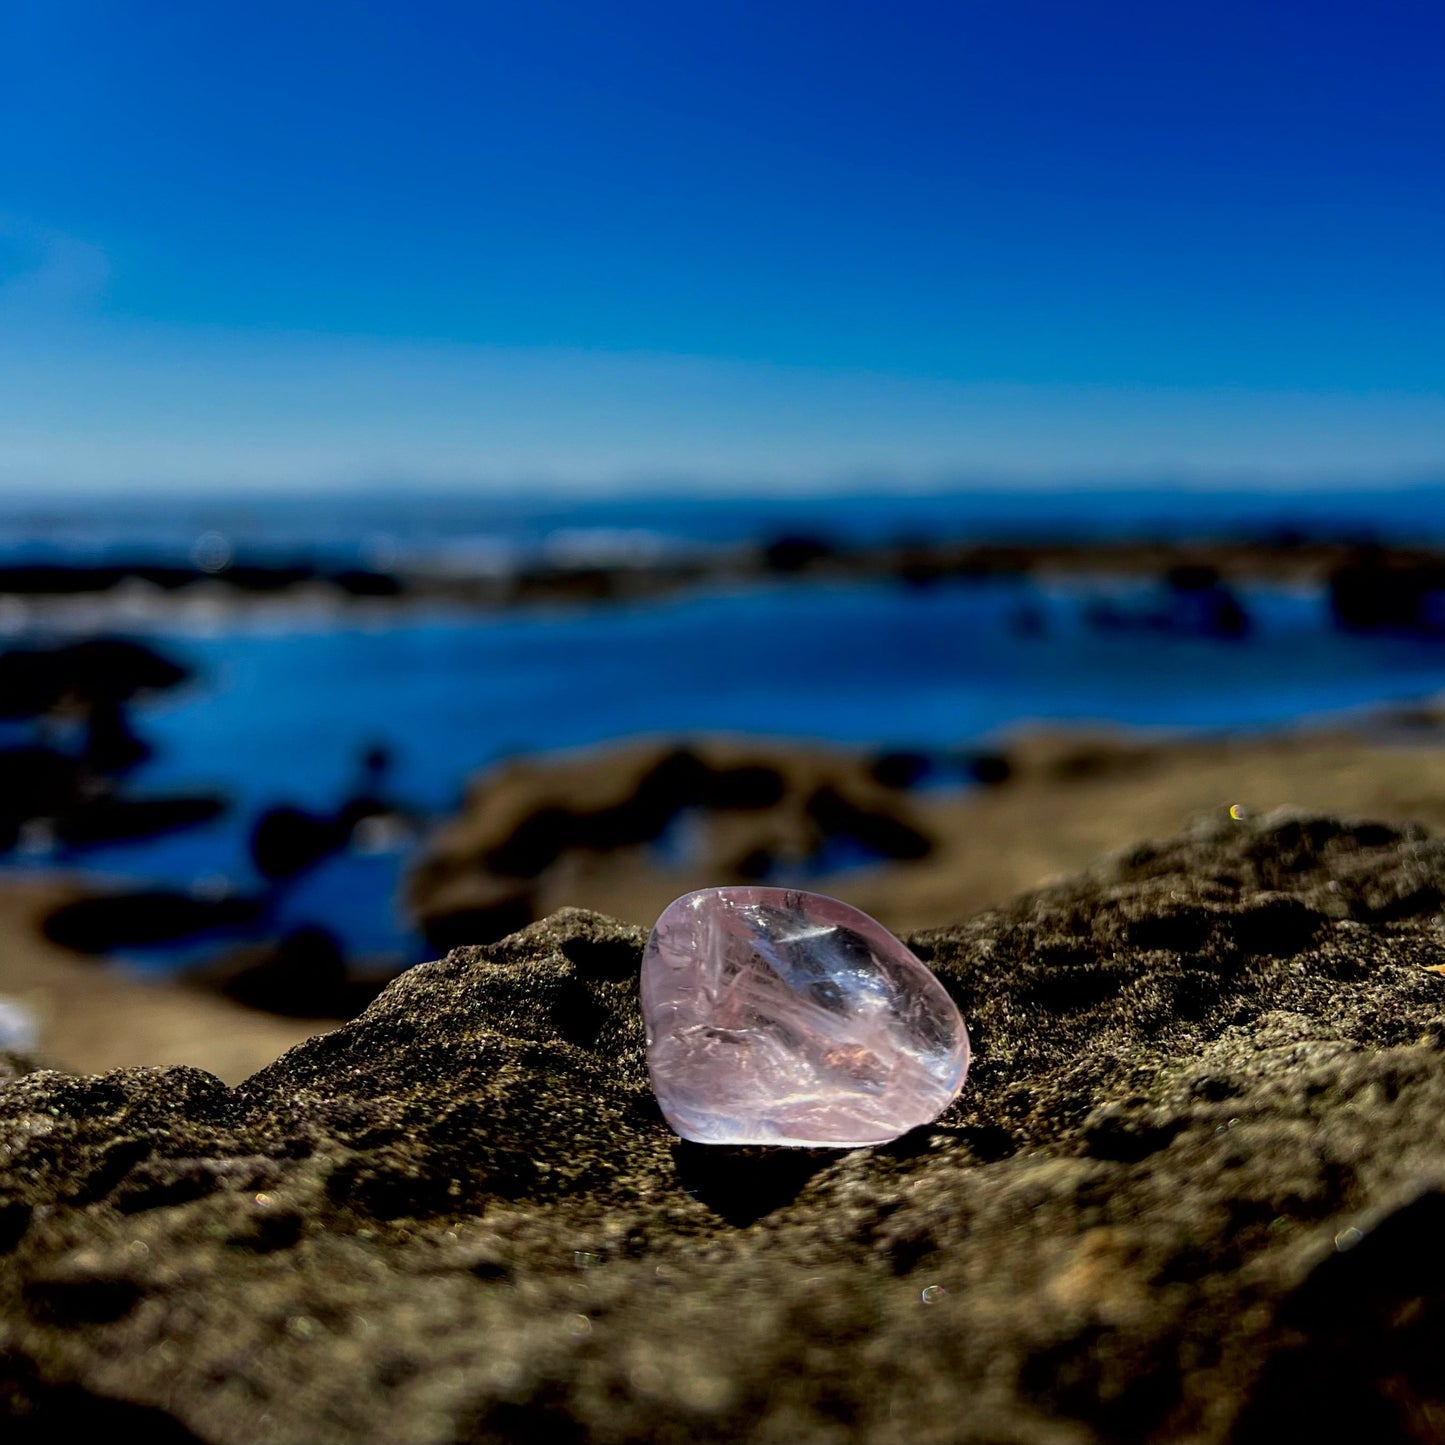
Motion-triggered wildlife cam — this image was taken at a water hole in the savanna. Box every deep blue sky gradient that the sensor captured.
[2,1,1442,490]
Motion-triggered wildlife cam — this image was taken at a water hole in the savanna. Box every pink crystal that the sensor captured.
[641,887,970,1147]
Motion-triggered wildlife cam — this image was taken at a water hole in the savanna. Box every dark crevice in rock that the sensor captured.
[671,1140,841,1225]
[23,1273,144,1326]
[1231,1189,1445,1443]
[0,1360,204,1444]
[558,933,642,981]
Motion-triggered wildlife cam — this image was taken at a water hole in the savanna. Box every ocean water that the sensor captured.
[4,482,1445,571]
[4,486,1445,970]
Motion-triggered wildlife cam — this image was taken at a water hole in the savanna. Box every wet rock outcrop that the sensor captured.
[1328,548,1445,635]
[3,812,1445,1441]
[406,738,938,950]
[0,636,224,857]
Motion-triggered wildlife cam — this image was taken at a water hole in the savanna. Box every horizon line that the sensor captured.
[3,466,1445,505]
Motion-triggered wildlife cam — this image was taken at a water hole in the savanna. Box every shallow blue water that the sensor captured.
[135,577,1439,803]
[12,571,1445,968]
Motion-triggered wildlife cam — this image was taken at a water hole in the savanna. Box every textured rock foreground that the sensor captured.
[3,812,1445,1443]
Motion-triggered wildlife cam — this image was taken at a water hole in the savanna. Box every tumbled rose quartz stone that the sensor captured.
[641,886,970,1147]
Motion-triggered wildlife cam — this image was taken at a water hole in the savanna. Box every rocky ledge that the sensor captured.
[3,812,1445,1442]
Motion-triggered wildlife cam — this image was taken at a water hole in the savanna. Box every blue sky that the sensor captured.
[1,0,1442,492]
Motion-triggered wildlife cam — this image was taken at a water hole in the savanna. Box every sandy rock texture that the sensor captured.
[3,811,1445,1442]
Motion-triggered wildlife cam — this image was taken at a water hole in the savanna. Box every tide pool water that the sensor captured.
[12,572,1445,967]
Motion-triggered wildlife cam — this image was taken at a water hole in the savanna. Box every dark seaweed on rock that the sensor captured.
[4,814,1445,1441]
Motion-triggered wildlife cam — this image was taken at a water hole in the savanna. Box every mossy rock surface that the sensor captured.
[4,812,1445,1442]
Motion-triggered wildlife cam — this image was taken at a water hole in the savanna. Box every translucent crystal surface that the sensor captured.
[641,887,970,1147]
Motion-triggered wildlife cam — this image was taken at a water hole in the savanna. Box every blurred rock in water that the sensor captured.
[414,877,536,955]
[324,568,403,598]
[249,747,417,885]
[804,783,933,860]
[0,635,225,856]
[77,698,152,775]
[1329,547,1445,634]
[52,796,227,849]
[190,925,389,1020]
[759,531,837,573]
[41,890,265,953]
[1163,562,1251,638]
[867,748,934,789]
[0,637,190,719]
[0,749,89,852]
[1083,563,1251,640]
[965,748,1013,785]
[407,737,943,945]
[248,805,348,882]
